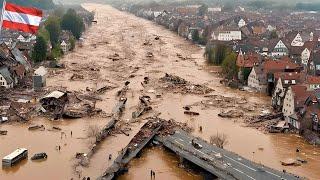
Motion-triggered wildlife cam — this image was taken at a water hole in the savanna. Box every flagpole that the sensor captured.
[0,0,6,41]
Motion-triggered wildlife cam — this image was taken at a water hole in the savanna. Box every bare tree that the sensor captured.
[210,132,228,149]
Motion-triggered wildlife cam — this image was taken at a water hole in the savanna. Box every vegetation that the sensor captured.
[45,16,61,47]
[204,43,230,65]
[197,4,208,16]
[0,0,55,9]
[269,30,278,39]
[210,132,228,149]
[221,52,238,79]
[191,29,200,42]
[32,35,47,63]
[61,9,85,39]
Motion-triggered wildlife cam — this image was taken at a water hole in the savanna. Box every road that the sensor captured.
[161,130,300,180]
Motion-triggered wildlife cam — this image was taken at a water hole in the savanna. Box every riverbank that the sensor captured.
[0,3,319,180]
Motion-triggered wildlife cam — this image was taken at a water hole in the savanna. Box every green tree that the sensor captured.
[61,9,84,39]
[192,29,200,42]
[37,28,50,42]
[204,44,229,65]
[197,4,208,16]
[269,30,278,39]
[45,16,61,47]
[222,52,238,79]
[69,35,76,51]
[32,35,47,63]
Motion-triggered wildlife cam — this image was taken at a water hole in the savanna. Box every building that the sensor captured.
[282,85,309,123]
[247,67,267,93]
[213,31,242,41]
[61,41,68,53]
[301,48,311,67]
[33,66,47,90]
[271,40,288,58]
[291,33,304,47]
[306,75,320,90]
[238,19,246,28]
[0,66,14,88]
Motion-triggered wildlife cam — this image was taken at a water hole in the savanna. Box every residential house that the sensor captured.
[247,66,267,93]
[271,72,304,110]
[238,18,246,28]
[271,40,288,58]
[0,66,14,88]
[236,50,260,80]
[212,30,242,41]
[33,66,47,90]
[61,41,68,53]
[306,75,320,90]
[282,85,309,124]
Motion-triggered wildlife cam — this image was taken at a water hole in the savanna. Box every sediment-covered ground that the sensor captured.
[1,3,320,180]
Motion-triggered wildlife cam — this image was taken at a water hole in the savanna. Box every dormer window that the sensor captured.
[284,80,289,84]
[292,80,296,84]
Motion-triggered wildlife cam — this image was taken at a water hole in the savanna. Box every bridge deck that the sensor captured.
[159,129,300,180]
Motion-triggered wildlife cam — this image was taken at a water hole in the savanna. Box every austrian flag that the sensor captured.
[1,1,43,34]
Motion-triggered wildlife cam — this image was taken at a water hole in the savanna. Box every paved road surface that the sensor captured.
[161,130,301,180]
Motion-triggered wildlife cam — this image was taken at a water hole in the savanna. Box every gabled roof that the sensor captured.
[263,57,300,73]
[0,66,13,84]
[307,75,320,84]
[11,47,31,71]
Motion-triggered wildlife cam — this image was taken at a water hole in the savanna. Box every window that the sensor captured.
[284,80,289,84]
[292,80,296,84]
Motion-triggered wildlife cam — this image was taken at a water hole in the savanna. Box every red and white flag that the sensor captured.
[1,1,43,34]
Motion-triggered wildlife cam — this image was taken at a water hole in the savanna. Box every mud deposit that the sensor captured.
[0,3,320,180]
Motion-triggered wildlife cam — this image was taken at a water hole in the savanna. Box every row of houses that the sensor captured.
[119,3,320,136]
[0,43,31,89]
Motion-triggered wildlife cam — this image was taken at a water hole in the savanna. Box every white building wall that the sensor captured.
[217,31,241,41]
[0,74,12,88]
[282,88,295,122]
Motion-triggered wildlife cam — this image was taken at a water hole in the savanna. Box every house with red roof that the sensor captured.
[283,85,310,124]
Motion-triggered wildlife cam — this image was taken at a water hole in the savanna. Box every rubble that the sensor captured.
[281,159,301,166]
[28,125,45,131]
[159,73,213,94]
[132,96,152,118]
[218,110,243,118]
[70,73,84,81]
[108,53,122,61]
[146,52,153,58]
[184,111,200,116]
[0,130,7,135]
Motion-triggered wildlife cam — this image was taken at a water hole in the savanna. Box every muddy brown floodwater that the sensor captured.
[1,3,320,180]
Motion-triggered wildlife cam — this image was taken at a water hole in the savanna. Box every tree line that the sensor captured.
[32,8,85,62]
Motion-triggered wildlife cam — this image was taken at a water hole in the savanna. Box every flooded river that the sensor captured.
[0,3,320,180]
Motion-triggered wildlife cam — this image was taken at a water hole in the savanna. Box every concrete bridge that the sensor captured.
[157,129,301,180]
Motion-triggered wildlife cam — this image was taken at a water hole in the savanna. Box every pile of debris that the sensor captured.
[218,110,244,118]
[244,112,283,132]
[192,95,248,109]
[132,96,152,118]
[159,73,213,94]
[108,53,122,61]
[39,90,104,119]
[158,118,193,137]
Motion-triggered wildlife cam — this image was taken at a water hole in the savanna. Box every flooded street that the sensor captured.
[1,3,320,180]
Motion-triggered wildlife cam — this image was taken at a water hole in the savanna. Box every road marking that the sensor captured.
[174,140,185,147]
[225,155,257,172]
[265,170,282,178]
[233,167,256,180]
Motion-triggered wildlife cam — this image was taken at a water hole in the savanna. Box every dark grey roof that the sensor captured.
[11,47,30,71]
[0,66,13,85]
